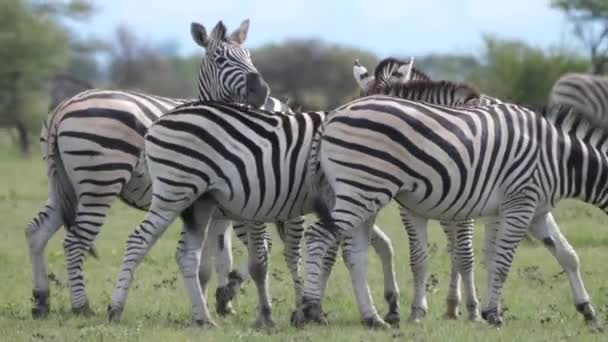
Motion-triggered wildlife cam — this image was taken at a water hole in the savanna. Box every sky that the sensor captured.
[66,0,576,58]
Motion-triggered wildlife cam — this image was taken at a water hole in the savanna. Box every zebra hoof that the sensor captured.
[107,305,123,323]
[576,302,603,332]
[468,312,482,322]
[31,305,50,319]
[215,286,235,316]
[481,308,502,326]
[290,301,327,327]
[252,305,274,329]
[466,303,481,322]
[31,290,50,318]
[445,298,460,319]
[408,306,427,323]
[252,317,275,330]
[194,319,218,328]
[384,311,400,327]
[227,271,245,295]
[72,303,94,316]
[290,309,307,328]
[362,315,390,329]
[589,320,604,333]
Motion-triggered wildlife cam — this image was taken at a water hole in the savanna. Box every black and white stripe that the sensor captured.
[26,19,278,317]
[297,95,602,330]
[363,78,482,322]
[106,102,401,327]
[549,73,608,127]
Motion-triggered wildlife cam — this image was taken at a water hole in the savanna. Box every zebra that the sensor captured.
[293,93,602,330]
[103,101,403,328]
[354,57,482,321]
[353,57,430,94]
[106,79,484,328]
[26,18,281,318]
[548,73,608,127]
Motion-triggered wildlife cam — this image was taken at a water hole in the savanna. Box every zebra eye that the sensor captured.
[216,56,227,64]
[393,71,404,77]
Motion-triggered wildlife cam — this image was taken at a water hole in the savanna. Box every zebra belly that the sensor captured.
[210,200,308,222]
[394,190,502,221]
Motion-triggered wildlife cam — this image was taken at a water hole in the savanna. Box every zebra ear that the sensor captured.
[191,22,209,47]
[210,20,228,41]
[353,59,374,91]
[229,19,250,44]
[397,57,415,81]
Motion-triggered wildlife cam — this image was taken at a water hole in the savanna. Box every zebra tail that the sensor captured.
[44,110,99,259]
[312,196,332,223]
[307,116,335,225]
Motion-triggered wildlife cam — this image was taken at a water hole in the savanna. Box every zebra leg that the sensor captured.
[482,219,499,269]
[292,221,337,327]
[224,221,251,300]
[481,197,536,326]
[209,219,235,316]
[440,222,462,319]
[108,193,194,323]
[198,222,217,297]
[294,174,388,327]
[370,224,400,326]
[176,198,218,327]
[319,241,340,298]
[65,199,118,315]
[528,213,601,331]
[247,222,274,328]
[448,219,480,321]
[26,201,64,318]
[341,220,389,329]
[220,221,272,312]
[277,217,305,308]
[400,209,430,322]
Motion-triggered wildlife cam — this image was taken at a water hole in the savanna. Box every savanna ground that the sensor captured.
[1,142,608,342]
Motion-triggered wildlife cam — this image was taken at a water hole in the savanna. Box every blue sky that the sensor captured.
[67,0,576,57]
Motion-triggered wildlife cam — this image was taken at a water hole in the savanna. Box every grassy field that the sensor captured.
[2,146,608,342]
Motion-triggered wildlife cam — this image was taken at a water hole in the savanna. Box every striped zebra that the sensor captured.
[549,73,608,127]
[353,57,430,94]
[354,57,481,321]
[295,93,602,330]
[26,19,285,318]
[107,79,484,328]
[104,101,402,328]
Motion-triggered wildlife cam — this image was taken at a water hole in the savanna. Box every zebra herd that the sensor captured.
[26,18,608,331]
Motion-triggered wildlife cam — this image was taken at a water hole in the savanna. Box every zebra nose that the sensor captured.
[245,72,270,108]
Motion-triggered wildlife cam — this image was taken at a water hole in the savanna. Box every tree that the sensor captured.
[415,54,480,81]
[252,39,377,110]
[107,26,199,98]
[552,0,608,74]
[468,36,589,104]
[0,0,93,155]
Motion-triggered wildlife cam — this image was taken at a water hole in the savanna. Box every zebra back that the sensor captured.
[367,79,480,106]
[549,73,608,127]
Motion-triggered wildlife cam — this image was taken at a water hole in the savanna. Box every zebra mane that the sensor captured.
[370,79,480,104]
[171,100,254,112]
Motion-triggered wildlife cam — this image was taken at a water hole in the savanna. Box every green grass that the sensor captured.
[1,146,608,341]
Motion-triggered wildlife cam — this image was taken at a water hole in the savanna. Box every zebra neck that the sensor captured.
[196,61,224,103]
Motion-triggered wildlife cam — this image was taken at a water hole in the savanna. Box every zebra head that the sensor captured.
[191,19,270,108]
[354,57,429,95]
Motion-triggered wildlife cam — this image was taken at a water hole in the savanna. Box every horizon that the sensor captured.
[65,0,579,59]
